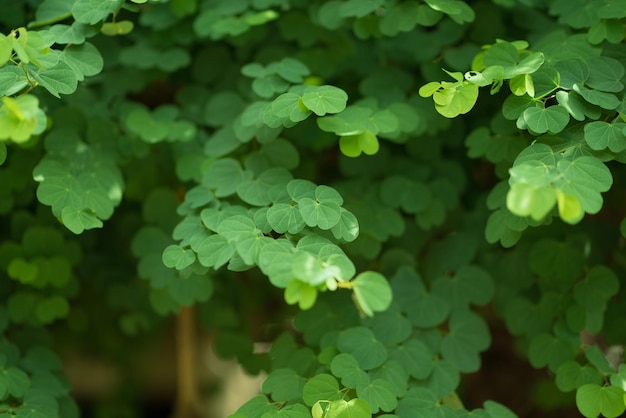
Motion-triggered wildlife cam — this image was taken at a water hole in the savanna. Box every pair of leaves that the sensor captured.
[576,384,626,418]
[0,96,47,143]
[507,144,612,224]
[419,71,479,118]
[266,180,359,241]
[285,269,391,316]
[263,85,349,130]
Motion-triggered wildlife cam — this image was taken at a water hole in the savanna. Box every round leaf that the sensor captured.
[576,384,626,418]
[337,326,387,370]
[302,374,342,406]
[352,271,392,316]
[302,85,348,116]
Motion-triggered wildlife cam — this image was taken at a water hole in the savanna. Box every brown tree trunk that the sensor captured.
[171,306,204,418]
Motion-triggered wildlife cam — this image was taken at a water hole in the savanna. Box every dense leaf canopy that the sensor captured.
[1,0,626,418]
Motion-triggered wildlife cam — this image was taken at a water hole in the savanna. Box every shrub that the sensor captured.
[1,1,626,417]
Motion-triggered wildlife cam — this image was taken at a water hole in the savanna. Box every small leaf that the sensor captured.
[337,326,388,370]
[576,384,626,418]
[61,207,103,234]
[298,198,341,230]
[584,121,626,152]
[100,21,134,35]
[434,82,479,118]
[262,368,306,402]
[267,203,306,234]
[522,105,570,134]
[330,353,370,389]
[302,374,342,406]
[301,85,348,116]
[72,0,125,24]
[284,279,317,310]
[356,378,398,413]
[352,271,392,316]
[162,245,196,270]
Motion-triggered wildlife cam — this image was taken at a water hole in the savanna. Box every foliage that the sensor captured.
[1,0,626,418]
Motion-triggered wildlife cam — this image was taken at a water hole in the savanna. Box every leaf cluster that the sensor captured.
[2,1,626,418]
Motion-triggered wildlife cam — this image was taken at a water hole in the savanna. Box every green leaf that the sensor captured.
[30,60,78,98]
[61,206,103,234]
[395,387,454,418]
[0,66,30,97]
[302,374,342,407]
[339,0,384,17]
[368,360,409,398]
[235,395,279,418]
[557,156,612,214]
[586,57,625,93]
[203,158,253,197]
[584,121,626,152]
[313,398,371,418]
[555,91,601,121]
[292,252,339,287]
[573,266,619,311]
[298,198,341,230]
[584,345,615,374]
[301,85,348,116]
[262,368,306,402]
[554,58,589,90]
[276,58,310,83]
[0,95,47,143]
[237,167,292,206]
[389,338,434,380]
[556,361,603,392]
[528,332,578,372]
[576,384,626,418]
[356,378,398,413]
[0,35,14,67]
[0,143,6,166]
[431,265,494,308]
[362,310,412,345]
[337,327,387,370]
[162,244,196,270]
[72,0,125,24]
[284,279,317,310]
[0,367,30,397]
[331,209,359,242]
[531,67,560,98]
[590,19,625,44]
[17,393,59,418]
[483,41,518,68]
[352,271,392,316]
[267,203,306,234]
[100,20,134,36]
[433,82,479,118]
[62,42,104,81]
[330,353,370,389]
[440,310,490,373]
[287,179,316,202]
[196,234,236,269]
[426,360,460,398]
[483,401,518,418]
[502,95,537,120]
[36,295,70,324]
[339,131,380,157]
[573,84,621,110]
[271,92,312,123]
[522,105,570,134]
[7,258,38,284]
[506,182,556,222]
